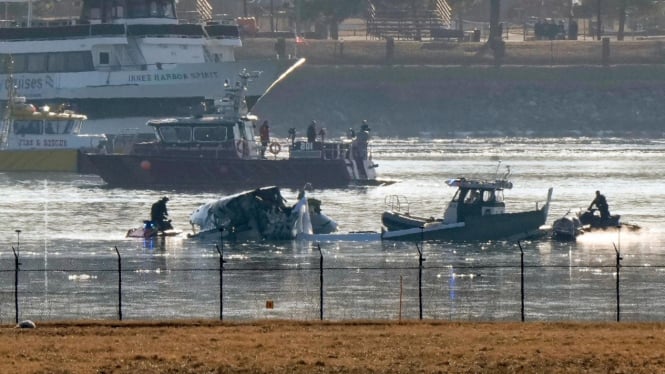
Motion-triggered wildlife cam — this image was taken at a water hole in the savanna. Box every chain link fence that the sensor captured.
[2,241,665,323]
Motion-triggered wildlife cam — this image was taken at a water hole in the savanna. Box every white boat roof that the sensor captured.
[146,114,256,127]
[445,178,513,190]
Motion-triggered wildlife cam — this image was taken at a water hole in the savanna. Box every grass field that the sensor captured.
[5,320,665,373]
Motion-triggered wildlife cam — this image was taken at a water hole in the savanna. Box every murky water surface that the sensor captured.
[1,137,664,322]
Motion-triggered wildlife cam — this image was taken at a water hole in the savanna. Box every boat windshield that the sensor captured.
[457,188,504,204]
[158,126,192,143]
[45,120,76,135]
[13,120,43,135]
[193,127,228,142]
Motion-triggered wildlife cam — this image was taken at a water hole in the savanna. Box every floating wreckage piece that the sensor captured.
[188,186,337,241]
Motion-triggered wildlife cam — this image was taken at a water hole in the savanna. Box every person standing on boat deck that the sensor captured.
[151,197,172,232]
[318,127,326,143]
[307,121,317,143]
[259,120,270,158]
[355,120,371,159]
[588,190,610,222]
[347,127,355,139]
[288,127,297,146]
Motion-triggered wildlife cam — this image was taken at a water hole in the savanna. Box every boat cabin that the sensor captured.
[137,114,258,158]
[1,98,106,150]
[442,178,511,224]
[131,73,259,158]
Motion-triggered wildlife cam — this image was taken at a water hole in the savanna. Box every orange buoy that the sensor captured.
[140,160,151,170]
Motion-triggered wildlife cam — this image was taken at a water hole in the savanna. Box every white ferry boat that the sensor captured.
[0,0,301,123]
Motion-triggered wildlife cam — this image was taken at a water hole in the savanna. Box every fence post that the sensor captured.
[518,241,525,322]
[11,246,19,324]
[317,243,323,320]
[416,241,425,320]
[216,237,226,321]
[114,246,122,321]
[613,243,622,322]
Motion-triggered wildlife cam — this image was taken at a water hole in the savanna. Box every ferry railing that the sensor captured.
[0,240,658,324]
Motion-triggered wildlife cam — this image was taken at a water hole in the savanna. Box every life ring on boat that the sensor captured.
[268,142,281,155]
[235,139,248,157]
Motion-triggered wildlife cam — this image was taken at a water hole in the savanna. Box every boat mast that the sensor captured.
[0,57,16,150]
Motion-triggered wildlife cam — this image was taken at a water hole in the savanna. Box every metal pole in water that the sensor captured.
[15,229,20,257]
[399,275,403,322]
[518,241,525,322]
[114,246,122,321]
[216,232,226,321]
[319,248,323,321]
[12,245,19,324]
[416,235,425,320]
[612,243,623,322]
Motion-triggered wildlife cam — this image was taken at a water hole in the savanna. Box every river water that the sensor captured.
[1,137,665,322]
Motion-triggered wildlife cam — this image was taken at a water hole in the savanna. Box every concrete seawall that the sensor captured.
[252,65,665,138]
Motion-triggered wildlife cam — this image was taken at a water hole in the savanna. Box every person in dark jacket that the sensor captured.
[150,196,172,232]
[259,120,270,158]
[307,120,317,143]
[588,190,610,222]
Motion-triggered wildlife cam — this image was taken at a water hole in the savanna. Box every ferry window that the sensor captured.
[66,52,94,72]
[194,127,226,142]
[159,126,191,143]
[27,53,47,73]
[99,52,110,65]
[47,53,66,72]
[0,55,11,73]
[10,54,26,73]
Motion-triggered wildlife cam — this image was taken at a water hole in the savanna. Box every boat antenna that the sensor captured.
[494,160,502,179]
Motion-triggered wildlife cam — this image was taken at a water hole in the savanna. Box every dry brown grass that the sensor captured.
[237,37,665,66]
[4,320,665,373]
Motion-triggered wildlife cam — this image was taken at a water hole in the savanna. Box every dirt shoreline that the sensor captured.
[4,320,665,373]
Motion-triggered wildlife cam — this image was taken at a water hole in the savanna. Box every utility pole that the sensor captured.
[596,0,601,40]
[270,0,275,33]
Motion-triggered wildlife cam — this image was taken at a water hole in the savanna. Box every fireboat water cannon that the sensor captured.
[214,69,262,120]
